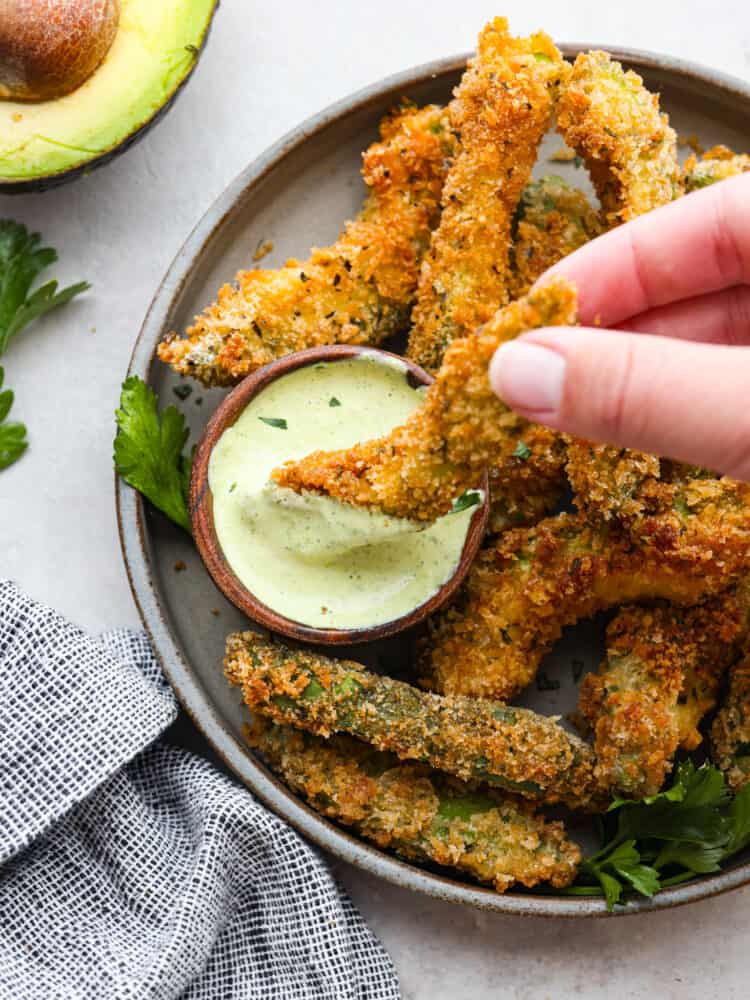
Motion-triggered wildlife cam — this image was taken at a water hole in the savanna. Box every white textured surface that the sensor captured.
[1,1,749,996]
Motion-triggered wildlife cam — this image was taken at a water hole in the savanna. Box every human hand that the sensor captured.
[489,173,750,479]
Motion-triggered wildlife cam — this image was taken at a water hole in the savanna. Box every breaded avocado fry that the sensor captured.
[225,630,600,810]
[158,104,456,386]
[486,176,603,531]
[419,480,750,702]
[272,279,577,523]
[683,145,750,192]
[711,654,750,791]
[247,719,581,891]
[510,176,603,298]
[557,50,680,226]
[486,421,569,533]
[554,54,680,517]
[566,444,722,525]
[579,589,750,798]
[565,441,661,522]
[406,18,567,372]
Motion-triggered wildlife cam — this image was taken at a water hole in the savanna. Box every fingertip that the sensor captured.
[490,338,567,415]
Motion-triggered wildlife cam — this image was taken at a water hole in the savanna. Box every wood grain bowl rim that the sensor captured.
[117,46,750,916]
[189,344,490,645]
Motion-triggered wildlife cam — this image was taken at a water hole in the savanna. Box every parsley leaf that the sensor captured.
[581,841,660,908]
[566,762,750,910]
[0,220,88,472]
[0,220,89,356]
[114,375,193,534]
[0,366,27,470]
[259,416,288,429]
[450,489,482,514]
[329,397,342,407]
[653,841,724,874]
[513,440,531,461]
[595,870,625,910]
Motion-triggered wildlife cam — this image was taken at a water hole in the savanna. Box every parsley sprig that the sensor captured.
[0,220,90,356]
[0,220,89,471]
[0,366,28,470]
[565,761,750,910]
[114,375,193,533]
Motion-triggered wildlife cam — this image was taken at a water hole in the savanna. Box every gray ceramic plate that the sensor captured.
[117,46,750,916]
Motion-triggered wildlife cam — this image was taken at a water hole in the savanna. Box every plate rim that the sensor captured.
[117,45,750,917]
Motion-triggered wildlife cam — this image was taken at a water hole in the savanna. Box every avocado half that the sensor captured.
[0,0,218,193]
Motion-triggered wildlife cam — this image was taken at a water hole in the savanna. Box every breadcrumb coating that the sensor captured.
[246,720,581,891]
[579,587,750,799]
[419,478,750,701]
[225,630,600,809]
[597,458,728,526]
[272,278,577,522]
[557,50,680,226]
[406,18,567,372]
[711,654,750,791]
[157,104,456,385]
[486,420,569,533]
[566,440,661,522]
[683,144,750,192]
[510,175,603,299]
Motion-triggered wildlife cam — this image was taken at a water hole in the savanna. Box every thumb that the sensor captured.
[489,327,750,481]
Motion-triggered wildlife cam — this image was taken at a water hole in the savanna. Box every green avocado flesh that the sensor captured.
[0,0,216,184]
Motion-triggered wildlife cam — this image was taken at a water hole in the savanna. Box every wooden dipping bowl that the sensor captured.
[189,344,490,645]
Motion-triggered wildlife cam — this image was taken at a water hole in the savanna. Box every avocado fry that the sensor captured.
[157,103,456,386]
[565,441,661,523]
[404,15,569,529]
[406,18,568,373]
[486,420,569,534]
[556,50,680,227]
[683,144,750,192]
[554,53,682,521]
[510,175,603,299]
[487,176,603,532]
[711,653,750,791]
[246,719,581,892]
[565,441,723,524]
[579,588,750,799]
[225,630,600,810]
[419,480,750,702]
[272,278,578,523]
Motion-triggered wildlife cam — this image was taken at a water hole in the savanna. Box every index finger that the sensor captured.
[540,172,750,326]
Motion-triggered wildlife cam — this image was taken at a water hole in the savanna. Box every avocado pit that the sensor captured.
[0,0,121,102]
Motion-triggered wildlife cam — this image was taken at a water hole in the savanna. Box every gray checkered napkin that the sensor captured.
[0,580,399,999]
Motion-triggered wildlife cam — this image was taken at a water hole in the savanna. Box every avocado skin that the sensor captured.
[0,1,218,194]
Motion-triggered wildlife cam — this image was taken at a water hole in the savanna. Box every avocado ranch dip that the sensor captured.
[208,354,478,629]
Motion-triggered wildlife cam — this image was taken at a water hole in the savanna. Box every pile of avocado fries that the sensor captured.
[113,15,750,909]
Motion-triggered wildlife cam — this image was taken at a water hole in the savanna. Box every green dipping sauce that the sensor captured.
[208,354,477,629]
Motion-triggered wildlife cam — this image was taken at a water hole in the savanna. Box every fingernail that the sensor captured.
[490,341,566,413]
